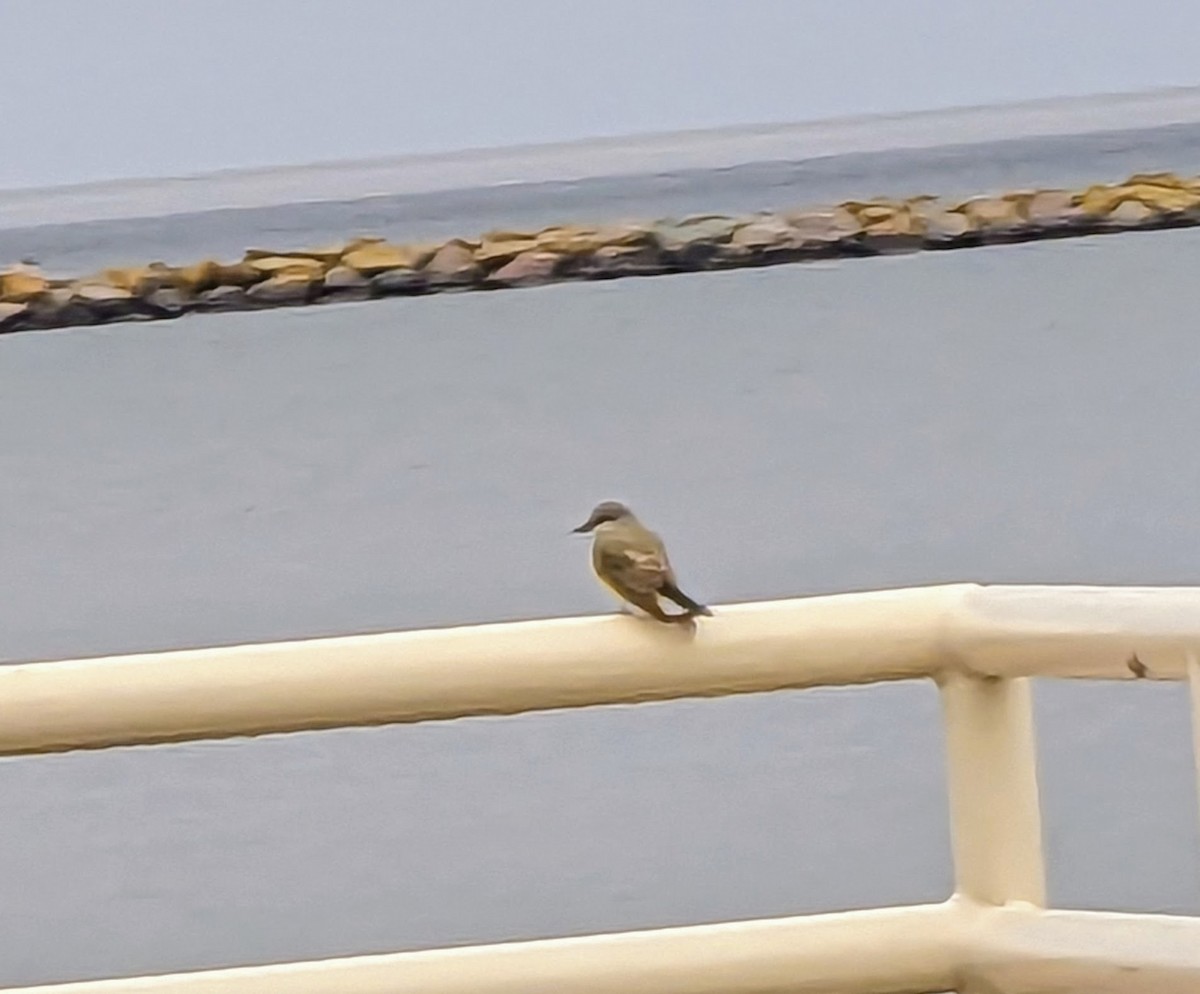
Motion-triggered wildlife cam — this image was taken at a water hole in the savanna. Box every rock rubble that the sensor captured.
[3,171,1198,335]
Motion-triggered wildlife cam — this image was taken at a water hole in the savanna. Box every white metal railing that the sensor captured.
[4,582,1200,993]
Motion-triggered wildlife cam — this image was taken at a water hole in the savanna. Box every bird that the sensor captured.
[572,500,713,623]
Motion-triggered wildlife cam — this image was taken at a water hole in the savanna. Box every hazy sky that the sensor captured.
[3,0,1197,189]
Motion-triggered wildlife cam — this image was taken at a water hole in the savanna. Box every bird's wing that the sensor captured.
[597,541,670,594]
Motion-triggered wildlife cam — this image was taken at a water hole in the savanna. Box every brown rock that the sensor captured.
[956,196,1023,232]
[423,239,481,285]
[657,216,739,248]
[245,244,348,265]
[574,243,663,278]
[1077,183,1120,215]
[342,242,432,275]
[849,202,897,224]
[71,283,136,319]
[143,287,189,317]
[476,236,539,266]
[853,201,923,242]
[1124,183,1199,213]
[146,261,178,286]
[859,207,924,254]
[214,262,262,288]
[535,226,596,253]
[679,212,738,228]
[487,251,560,287]
[475,229,537,260]
[246,274,316,305]
[322,265,370,293]
[1124,171,1187,189]
[1024,189,1080,226]
[0,301,27,332]
[246,255,326,278]
[1105,199,1156,225]
[537,223,651,254]
[281,262,326,280]
[879,209,922,236]
[730,215,799,252]
[99,266,164,295]
[301,244,352,265]
[536,226,596,254]
[993,189,1036,217]
[25,288,96,328]
[649,217,737,268]
[711,241,754,265]
[786,208,862,246]
[27,287,69,311]
[597,222,653,248]
[73,282,132,303]
[174,260,222,292]
[1078,181,1198,216]
[0,265,49,302]
[198,285,249,311]
[846,200,914,231]
[369,268,425,295]
[481,228,535,242]
[920,209,972,241]
[370,268,425,295]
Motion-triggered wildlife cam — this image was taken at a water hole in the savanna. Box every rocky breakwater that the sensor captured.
[2,171,1199,335]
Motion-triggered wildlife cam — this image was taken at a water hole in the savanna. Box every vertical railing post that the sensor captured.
[1188,653,1200,839]
[939,673,1046,907]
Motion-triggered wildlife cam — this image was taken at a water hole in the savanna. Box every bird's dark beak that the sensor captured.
[572,515,598,534]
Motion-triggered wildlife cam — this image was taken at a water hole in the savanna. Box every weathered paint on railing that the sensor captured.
[6,583,1200,994]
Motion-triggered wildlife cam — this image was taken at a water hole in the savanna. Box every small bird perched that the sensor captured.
[573,500,713,623]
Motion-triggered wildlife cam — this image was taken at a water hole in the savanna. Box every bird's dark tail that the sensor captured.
[661,581,713,617]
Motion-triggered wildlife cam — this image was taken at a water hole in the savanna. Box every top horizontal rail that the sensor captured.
[1,583,1197,756]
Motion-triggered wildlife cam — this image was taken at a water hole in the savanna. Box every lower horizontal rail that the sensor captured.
[6,903,964,994]
[962,905,1200,994]
[15,901,1200,994]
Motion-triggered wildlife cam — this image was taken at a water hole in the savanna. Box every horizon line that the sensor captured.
[5,84,1200,229]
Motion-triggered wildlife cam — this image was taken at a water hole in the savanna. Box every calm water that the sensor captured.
[1,229,1198,985]
[8,117,1200,276]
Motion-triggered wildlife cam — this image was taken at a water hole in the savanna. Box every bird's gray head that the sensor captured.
[572,500,633,533]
